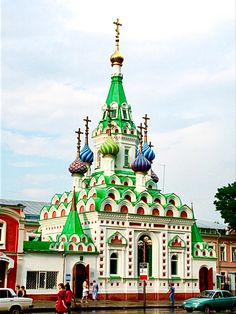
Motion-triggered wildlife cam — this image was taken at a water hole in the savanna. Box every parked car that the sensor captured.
[0,288,33,314]
[181,289,236,313]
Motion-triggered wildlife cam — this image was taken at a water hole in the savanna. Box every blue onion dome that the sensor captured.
[131,153,151,173]
[151,169,159,183]
[68,158,88,175]
[142,142,155,162]
[80,144,94,164]
[100,136,119,156]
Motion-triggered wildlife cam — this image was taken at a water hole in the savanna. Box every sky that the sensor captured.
[1,0,235,223]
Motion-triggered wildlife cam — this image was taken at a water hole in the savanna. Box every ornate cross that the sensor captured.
[113,18,122,51]
[138,123,145,153]
[83,116,91,145]
[149,141,154,148]
[142,113,150,143]
[75,128,83,157]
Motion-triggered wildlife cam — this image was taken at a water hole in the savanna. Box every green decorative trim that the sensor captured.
[109,276,121,279]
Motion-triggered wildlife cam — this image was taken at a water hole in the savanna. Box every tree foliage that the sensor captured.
[214,182,236,231]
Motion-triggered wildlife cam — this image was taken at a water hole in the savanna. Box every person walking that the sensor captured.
[21,286,27,297]
[55,283,67,314]
[15,285,23,297]
[81,280,89,304]
[92,280,99,301]
[65,283,76,314]
[168,283,175,306]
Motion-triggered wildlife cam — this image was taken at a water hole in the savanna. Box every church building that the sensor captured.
[19,20,216,300]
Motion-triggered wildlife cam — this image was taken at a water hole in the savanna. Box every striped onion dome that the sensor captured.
[80,144,94,164]
[100,136,119,156]
[142,142,155,162]
[68,158,88,175]
[151,169,159,183]
[131,153,151,173]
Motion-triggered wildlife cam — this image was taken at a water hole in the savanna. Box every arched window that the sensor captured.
[169,199,175,206]
[52,211,57,218]
[120,205,128,213]
[181,211,188,218]
[0,220,7,248]
[89,204,95,211]
[61,209,66,217]
[154,198,161,204]
[166,210,173,217]
[78,245,83,251]
[137,207,144,215]
[88,245,92,252]
[110,252,118,275]
[137,235,152,277]
[152,208,159,216]
[111,180,116,184]
[71,236,77,242]
[124,181,128,186]
[108,193,115,200]
[125,195,131,202]
[43,212,48,219]
[104,204,112,212]
[141,196,147,203]
[79,206,85,213]
[69,244,74,251]
[55,200,59,205]
[171,255,178,276]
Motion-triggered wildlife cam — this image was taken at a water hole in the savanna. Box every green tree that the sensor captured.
[214,182,236,231]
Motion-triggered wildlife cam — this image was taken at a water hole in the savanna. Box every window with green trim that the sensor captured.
[122,109,128,120]
[110,252,118,275]
[124,147,129,167]
[110,109,117,119]
[171,255,178,276]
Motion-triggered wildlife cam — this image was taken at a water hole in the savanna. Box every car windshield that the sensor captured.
[198,290,215,298]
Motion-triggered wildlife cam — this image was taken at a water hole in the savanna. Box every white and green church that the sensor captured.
[21,20,217,300]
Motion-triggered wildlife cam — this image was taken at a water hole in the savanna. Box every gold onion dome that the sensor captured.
[100,136,119,156]
[110,50,124,66]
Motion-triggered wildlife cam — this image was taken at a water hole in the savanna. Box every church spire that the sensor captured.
[110,18,124,71]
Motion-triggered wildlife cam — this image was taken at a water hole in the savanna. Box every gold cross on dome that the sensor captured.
[113,18,122,51]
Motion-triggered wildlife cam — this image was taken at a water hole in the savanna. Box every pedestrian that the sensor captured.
[65,283,76,314]
[55,283,67,314]
[21,286,27,297]
[15,285,23,297]
[168,283,175,306]
[92,280,99,301]
[81,280,89,304]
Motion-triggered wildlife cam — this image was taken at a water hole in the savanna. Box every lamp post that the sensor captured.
[138,236,152,307]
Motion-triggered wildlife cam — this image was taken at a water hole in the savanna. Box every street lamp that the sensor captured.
[138,236,152,307]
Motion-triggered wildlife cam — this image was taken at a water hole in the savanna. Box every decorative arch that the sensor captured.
[87,187,97,199]
[122,189,136,202]
[86,198,96,212]
[110,175,121,185]
[108,231,127,246]
[168,235,186,248]
[106,187,120,200]
[90,177,97,187]
[101,198,117,212]
[137,234,152,277]
[139,191,152,204]
[79,189,87,200]
[166,193,182,208]
[122,176,133,186]
[97,175,106,185]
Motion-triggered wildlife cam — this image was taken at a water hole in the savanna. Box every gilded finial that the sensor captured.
[110,18,124,67]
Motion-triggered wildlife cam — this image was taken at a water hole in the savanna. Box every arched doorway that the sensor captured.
[199,266,213,291]
[0,261,6,288]
[137,235,152,277]
[73,263,89,298]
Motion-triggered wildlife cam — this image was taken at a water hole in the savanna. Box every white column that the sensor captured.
[135,172,146,192]
[72,174,83,192]
[102,155,115,176]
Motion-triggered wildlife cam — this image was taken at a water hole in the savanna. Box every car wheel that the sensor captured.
[186,309,193,313]
[10,306,21,314]
[204,305,211,314]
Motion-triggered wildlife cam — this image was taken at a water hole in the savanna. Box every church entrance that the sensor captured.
[0,261,6,287]
[73,263,89,298]
[199,266,213,291]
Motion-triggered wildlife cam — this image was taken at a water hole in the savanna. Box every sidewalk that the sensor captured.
[31,299,182,312]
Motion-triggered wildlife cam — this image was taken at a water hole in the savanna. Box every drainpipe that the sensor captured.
[63,253,67,283]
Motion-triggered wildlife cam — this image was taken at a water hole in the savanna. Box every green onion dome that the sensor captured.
[100,136,119,156]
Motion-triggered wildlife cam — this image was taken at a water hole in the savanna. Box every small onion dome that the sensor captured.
[100,136,119,156]
[68,158,88,175]
[142,142,155,162]
[151,169,159,183]
[110,50,124,66]
[131,153,151,173]
[80,144,94,164]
